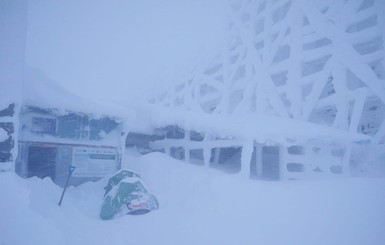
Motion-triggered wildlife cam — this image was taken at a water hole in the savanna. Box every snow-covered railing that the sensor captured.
[127,107,371,179]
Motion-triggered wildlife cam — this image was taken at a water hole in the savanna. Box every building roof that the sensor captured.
[22,66,134,120]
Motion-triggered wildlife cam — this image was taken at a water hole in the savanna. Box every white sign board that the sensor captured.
[72,147,118,177]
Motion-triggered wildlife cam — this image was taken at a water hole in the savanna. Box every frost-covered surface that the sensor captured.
[351,144,385,178]
[148,105,371,145]
[0,128,7,142]
[1,152,385,245]
[1,0,385,242]
[140,0,385,180]
[152,0,385,145]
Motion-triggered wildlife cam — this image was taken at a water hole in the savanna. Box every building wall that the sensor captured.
[16,106,123,186]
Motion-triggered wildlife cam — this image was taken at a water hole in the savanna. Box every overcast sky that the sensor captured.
[25,0,227,102]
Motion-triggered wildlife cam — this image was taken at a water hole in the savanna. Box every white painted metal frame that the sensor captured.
[151,0,385,179]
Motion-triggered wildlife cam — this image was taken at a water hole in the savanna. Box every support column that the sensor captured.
[279,145,287,180]
[185,130,190,163]
[240,140,253,178]
[255,143,262,178]
[203,148,211,167]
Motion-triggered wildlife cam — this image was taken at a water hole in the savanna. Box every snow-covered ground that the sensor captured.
[1,152,385,245]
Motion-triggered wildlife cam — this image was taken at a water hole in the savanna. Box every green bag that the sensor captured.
[100,170,159,220]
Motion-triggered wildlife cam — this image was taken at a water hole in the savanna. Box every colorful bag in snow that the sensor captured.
[100,170,159,220]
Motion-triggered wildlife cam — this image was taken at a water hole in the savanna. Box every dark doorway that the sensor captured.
[261,146,280,180]
[27,146,57,179]
[210,147,241,173]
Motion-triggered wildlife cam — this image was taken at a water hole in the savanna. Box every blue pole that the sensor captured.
[58,166,76,206]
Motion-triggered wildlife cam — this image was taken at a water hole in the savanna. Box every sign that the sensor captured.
[72,147,118,177]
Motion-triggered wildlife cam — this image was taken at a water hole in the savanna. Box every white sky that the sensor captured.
[25,0,227,102]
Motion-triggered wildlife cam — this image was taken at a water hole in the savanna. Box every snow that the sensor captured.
[1,152,385,245]
[147,105,371,145]
[151,0,385,149]
[1,0,385,244]
[0,128,7,141]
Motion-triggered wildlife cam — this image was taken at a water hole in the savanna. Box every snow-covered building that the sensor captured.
[12,76,129,186]
[0,69,130,186]
[141,0,385,180]
[0,0,130,186]
[15,105,126,187]
[0,0,126,186]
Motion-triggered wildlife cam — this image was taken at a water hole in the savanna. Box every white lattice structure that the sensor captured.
[148,0,385,179]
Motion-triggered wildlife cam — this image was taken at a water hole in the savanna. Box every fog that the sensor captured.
[1,1,385,244]
[26,0,227,101]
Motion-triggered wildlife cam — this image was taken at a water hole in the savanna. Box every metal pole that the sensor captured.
[58,166,76,206]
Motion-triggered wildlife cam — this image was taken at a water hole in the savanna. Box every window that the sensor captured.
[31,117,56,135]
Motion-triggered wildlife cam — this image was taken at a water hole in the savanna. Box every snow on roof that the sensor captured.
[18,67,373,145]
[148,105,372,145]
[23,66,134,120]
